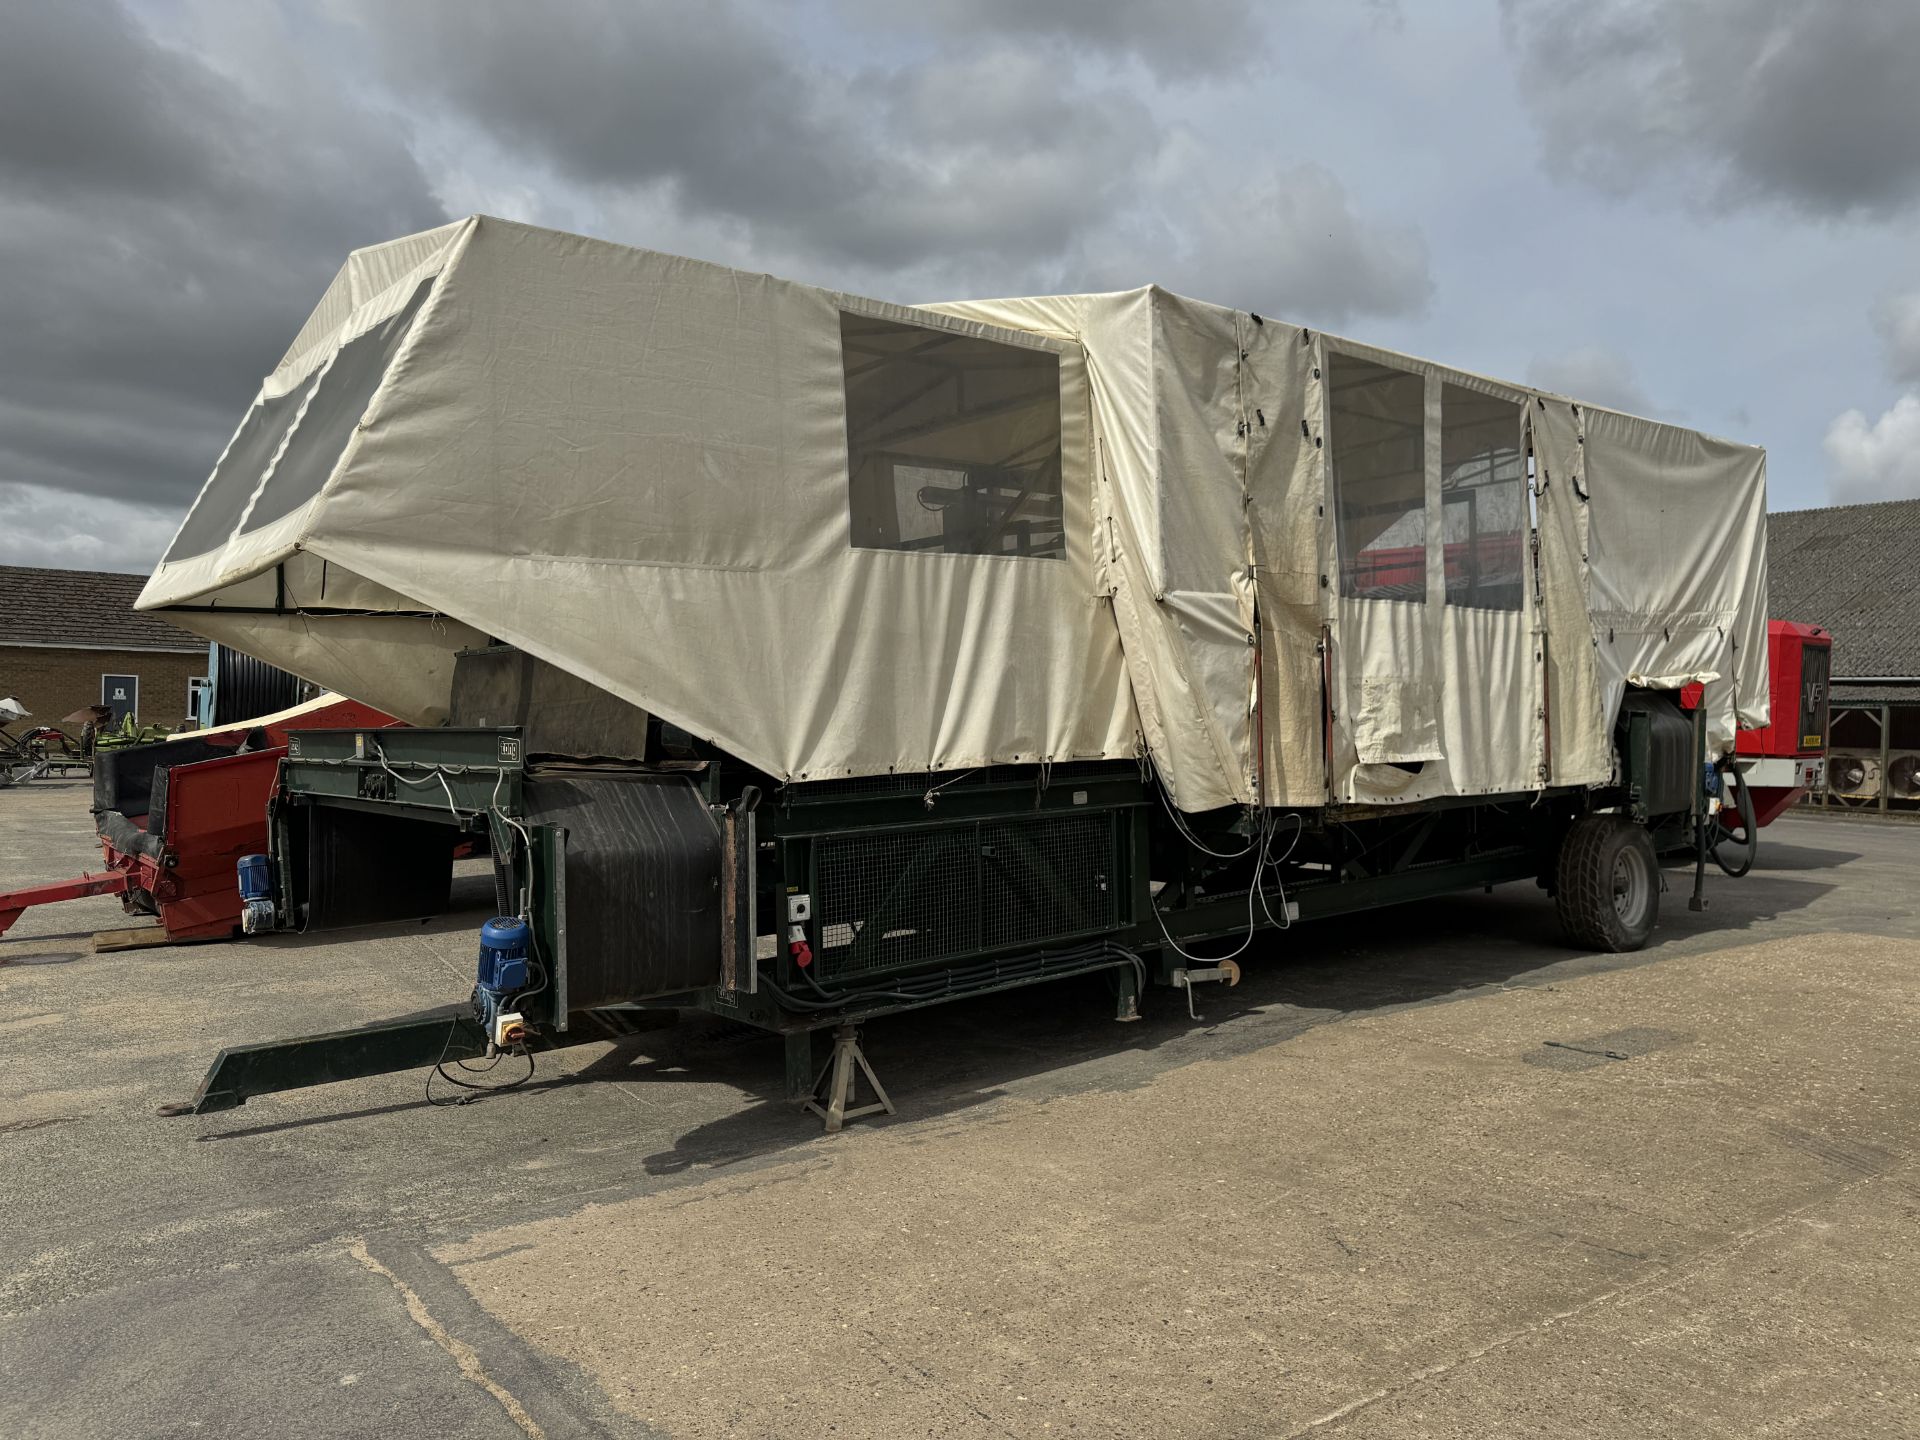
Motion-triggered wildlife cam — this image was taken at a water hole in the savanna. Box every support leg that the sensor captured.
[823,1038,854,1131]
[782,1029,814,1104]
[1688,814,1710,913]
[1112,962,1141,1023]
[802,1023,894,1133]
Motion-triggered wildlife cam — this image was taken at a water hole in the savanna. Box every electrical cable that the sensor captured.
[1150,871,1260,965]
[1711,764,1759,878]
[371,739,473,826]
[1150,805,1268,965]
[1151,762,1262,859]
[354,744,548,1107]
[921,768,981,810]
[1255,811,1305,930]
[487,766,537,919]
[511,954,550,1015]
[1149,777,1308,967]
[424,1014,535,1106]
[479,770,548,1027]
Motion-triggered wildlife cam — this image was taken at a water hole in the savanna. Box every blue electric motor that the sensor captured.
[477,916,531,995]
[474,917,532,1041]
[236,854,275,935]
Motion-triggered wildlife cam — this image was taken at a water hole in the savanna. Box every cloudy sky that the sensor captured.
[3,0,1918,572]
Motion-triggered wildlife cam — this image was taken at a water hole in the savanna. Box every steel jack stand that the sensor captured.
[803,1023,894,1133]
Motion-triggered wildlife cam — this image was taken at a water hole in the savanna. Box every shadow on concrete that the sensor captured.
[194,1068,619,1141]
[251,873,499,951]
[193,844,1852,1172]
[1749,840,1864,872]
[628,864,1846,1175]
[194,1096,440,1140]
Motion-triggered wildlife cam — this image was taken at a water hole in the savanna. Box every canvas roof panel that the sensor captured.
[139,217,1770,807]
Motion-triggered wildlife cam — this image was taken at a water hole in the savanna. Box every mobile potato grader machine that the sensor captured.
[137,219,1775,1125]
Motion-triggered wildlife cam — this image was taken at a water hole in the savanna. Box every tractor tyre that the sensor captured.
[1554,814,1659,953]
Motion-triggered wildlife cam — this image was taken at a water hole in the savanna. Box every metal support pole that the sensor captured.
[1880,704,1891,814]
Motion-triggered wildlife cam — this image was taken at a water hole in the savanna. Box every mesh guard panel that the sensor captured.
[814,812,1119,981]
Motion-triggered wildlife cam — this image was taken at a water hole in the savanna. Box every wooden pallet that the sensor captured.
[92,926,177,954]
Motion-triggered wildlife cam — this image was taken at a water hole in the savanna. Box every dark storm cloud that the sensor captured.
[0,0,444,513]
[0,0,231,200]
[841,0,1272,80]
[350,3,863,218]
[347,2,1430,319]
[346,1,1161,273]
[1501,0,1920,216]
[3,0,1438,569]
[843,0,1404,81]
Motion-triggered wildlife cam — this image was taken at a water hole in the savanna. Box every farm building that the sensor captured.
[0,565,204,734]
[1768,498,1920,811]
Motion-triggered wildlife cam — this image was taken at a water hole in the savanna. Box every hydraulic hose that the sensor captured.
[1712,764,1759,879]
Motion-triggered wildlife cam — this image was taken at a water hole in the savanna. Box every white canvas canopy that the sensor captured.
[139,216,1769,810]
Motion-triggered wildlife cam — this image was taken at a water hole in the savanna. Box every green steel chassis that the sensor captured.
[172,720,1704,1118]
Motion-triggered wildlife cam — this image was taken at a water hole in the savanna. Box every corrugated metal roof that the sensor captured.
[0,565,203,653]
[1768,498,1920,681]
[1833,684,1920,707]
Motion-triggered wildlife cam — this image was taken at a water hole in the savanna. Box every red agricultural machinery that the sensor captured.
[1708,620,1831,875]
[0,695,397,944]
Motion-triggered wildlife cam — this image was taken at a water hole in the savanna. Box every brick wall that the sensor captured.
[0,644,206,736]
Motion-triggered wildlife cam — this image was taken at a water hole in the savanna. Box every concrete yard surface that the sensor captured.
[2,775,1918,1437]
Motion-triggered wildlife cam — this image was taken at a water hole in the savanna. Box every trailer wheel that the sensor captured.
[1554,815,1658,952]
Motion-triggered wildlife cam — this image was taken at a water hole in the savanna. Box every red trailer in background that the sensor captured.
[0,695,398,942]
[1728,620,1832,831]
